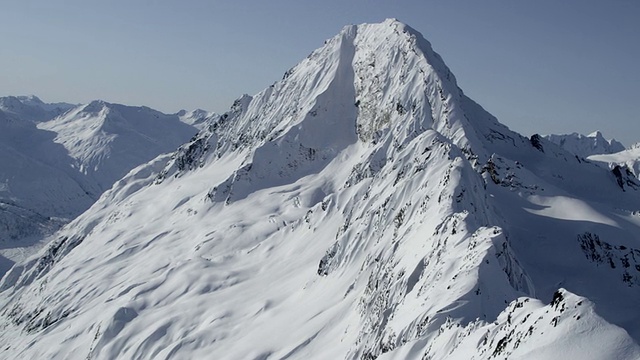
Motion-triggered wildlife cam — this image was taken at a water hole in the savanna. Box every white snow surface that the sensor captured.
[589,147,640,180]
[38,100,198,191]
[176,109,217,130]
[1,19,640,360]
[544,131,625,158]
[0,97,197,268]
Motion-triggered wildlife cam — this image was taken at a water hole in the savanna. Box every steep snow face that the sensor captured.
[38,101,198,192]
[1,19,640,360]
[545,131,625,158]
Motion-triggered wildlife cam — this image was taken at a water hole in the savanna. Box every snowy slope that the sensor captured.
[1,19,639,360]
[177,109,217,130]
[544,131,625,158]
[0,100,97,266]
[38,101,198,191]
[0,97,197,269]
[588,145,640,180]
[0,95,75,122]
[548,131,640,182]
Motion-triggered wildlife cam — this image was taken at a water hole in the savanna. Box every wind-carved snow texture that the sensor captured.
[1,19,640,360]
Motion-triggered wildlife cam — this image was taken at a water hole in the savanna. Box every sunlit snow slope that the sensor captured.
[0,97,198,269]
[38,100,199,192]
[1,20,639,360]
[589,145,640,181]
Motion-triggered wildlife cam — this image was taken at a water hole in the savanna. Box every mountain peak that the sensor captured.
[16,95,44,105]
[0,95,27,110]
[83,99,109,113]
[545,131,625,157]
[0,95,75,122]
[2,21,640,360]
[588,130,604,138]
[177,108,217,129]
[37,100,197,191]
[158,18,520,185]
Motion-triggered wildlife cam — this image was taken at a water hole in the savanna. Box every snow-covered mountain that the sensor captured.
[0,97,95,270]
[0,95,75,122]
[588,145,640,181]
[177,108,218,130]
[0,97,198,269]
[1,19,640,360]
[545,131,640,182]
[38,100,199,192]
[544,131,625,158]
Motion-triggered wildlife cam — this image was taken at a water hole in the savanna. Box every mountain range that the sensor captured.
[545,131,640,181]
[544,131,625,158]
[0,96,200,272]
[1,19,639,359]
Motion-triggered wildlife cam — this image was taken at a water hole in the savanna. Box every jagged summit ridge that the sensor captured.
[160,19,515,184]
[1,20,639,360]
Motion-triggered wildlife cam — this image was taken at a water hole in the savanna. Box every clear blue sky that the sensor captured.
[1,1,639,144]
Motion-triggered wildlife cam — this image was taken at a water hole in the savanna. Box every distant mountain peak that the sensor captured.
[544,131,625,157]
[588,130,603,138]
[176,108,217,130]
[82,99,109,113]
[16,94,44,104]
[0,95,27,110]
[36,100,197,190]
[0,95,75,121]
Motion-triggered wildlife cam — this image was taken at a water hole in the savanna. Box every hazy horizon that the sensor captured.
[1,1,638,144]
